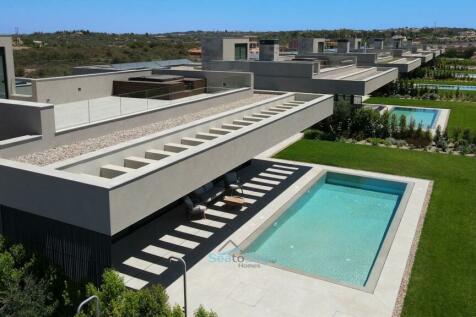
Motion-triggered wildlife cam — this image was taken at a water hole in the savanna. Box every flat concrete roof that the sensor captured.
[16,93,276,166]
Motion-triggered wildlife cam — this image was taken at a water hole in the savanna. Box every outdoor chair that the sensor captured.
[184,196,206,219]
[224,171,244,197]
[192,182,224,205]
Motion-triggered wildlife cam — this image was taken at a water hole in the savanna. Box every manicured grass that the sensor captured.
[453,70,476,75]
[367,97,476,132]
[275,140,476,317]
[413,79,476,86]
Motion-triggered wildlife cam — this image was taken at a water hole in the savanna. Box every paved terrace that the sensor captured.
[14,93,274,166]
[111,159,311,289]
[55,93,219,131]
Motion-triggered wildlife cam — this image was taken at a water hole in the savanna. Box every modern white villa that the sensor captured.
[0,35,439,316]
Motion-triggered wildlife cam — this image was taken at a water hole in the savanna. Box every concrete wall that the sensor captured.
[0,87,252,158]
[201,38,250,62]
[0,99,54,140]
[378,58,421,73]
[299,52,377,66]
[363,67,399,95]
[152,69,253,90]
[107,94,332,235]
[0,159,112,234]
[223,38,249,61]
[298,38,325,54]
[204,60,316,79]
[204,60,398,95]
[304,52,421,74]
[201,38,224,62]
[53,93,333,235]
[0,36,16,97]
[31,70,152,104]
[337,40,351,53]
[259,40,279,61]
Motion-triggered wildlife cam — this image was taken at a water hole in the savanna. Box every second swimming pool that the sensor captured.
[389,106,439,129]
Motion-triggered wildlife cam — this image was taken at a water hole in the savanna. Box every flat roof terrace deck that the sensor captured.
[15,93,275,166]
[55,93,220,131]
[314,65,366,79]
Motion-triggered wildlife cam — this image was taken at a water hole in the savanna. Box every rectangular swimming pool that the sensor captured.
[242,172,409,289]
[389,107,439,129]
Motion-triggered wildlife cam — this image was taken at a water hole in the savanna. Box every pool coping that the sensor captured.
[236,170,415,293]
[166,157,433,317]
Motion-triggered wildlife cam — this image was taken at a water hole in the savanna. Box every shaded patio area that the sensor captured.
[111,159,311,289]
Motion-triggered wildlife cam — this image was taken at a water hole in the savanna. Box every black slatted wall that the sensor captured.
[0,205,111,284]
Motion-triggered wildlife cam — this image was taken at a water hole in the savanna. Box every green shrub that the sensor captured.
[83,270,174,317]
[195,305,218,317]
[303,129,323,140]
[82,270,218,317]
[0,237,58,317]
[367,138,384,146]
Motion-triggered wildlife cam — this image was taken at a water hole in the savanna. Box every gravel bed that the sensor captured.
[14,93,275,166]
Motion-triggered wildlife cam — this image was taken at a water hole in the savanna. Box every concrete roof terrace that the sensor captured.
[0,69,256,158]
[204,59,398,96]
[54,89,239,131]
[297,52,421,74]
[14,92,274,166]
[0,92,333,238]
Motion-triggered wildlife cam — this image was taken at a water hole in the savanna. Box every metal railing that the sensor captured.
[76,295,100,316]
[14,77,33,96]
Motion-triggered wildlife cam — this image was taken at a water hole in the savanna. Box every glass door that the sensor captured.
[0,48,7,99]
[234,44,248,60]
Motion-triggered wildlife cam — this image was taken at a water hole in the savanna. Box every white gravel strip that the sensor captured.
[14,93,275,166]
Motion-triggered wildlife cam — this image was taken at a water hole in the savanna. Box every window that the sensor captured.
[0,48,7,99]
[234,43,248,60]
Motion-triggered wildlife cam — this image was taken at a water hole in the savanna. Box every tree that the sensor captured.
[398,114,407,138]
[0,239,57,317]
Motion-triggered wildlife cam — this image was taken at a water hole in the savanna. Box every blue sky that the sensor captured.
[1,0,475,34]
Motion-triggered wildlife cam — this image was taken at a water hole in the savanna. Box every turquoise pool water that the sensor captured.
[390,107,438,129]
[243,173,406,287]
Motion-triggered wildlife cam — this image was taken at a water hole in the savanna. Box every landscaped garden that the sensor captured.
[275,139,476,317]
[0,236,217,317]
[304,96,476,155]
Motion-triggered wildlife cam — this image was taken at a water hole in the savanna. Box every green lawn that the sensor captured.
[367,97,476,132]
[413,79,476,86]
[275,140,475,317]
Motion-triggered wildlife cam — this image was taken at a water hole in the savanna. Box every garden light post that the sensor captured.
[169,256,188,317]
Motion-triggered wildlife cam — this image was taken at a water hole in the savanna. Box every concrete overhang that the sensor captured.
[312,67,398,95]
[298,52,421,74]
[403,51,433,64]
[0,92,333,236]
[376,57,422,73]
[204,60,398,96]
